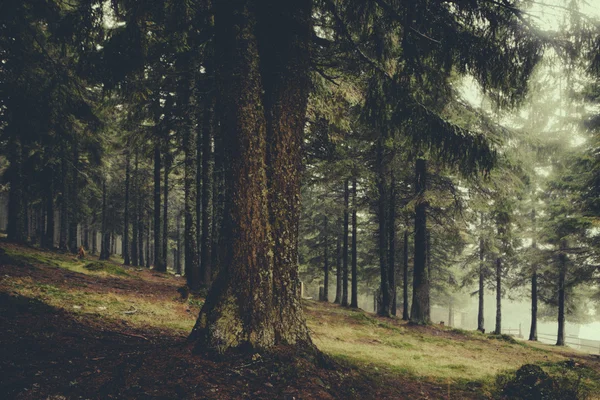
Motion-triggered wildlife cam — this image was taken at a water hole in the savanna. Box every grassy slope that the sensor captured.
[1,242,599,399]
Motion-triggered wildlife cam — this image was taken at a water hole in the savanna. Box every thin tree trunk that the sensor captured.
[59,147,69,251]
[389,173,396,315]
[138,187,145,268]
[7,138,26,243]
[162,152,170,270]
[210,117,225,278]
[176,211,182,275]
[342,179,350,307]
[146,214,151,268]
[323,216,329,302]
[196,109,203,273]
[68,143,79,252]
[402,230,409,320]
[99,179,110,260]
[123,150,131,265]
[495,257,502,334]
[556,240,567,346]
[131,153,139,266]
[153,141,164,271]
[478,236,485,332]
[183,71,200,290]
[411,157,429,324]
[350,177,358,308]
[377,137,390,317]
[528,208,538,341]
[201,94,214,286]
[45,167,55,249]
[334,233,342,304]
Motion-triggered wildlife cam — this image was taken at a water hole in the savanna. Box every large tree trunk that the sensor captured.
[323,216,329,302]
[259,0,312,345]
[153,140,164,271]
[556,240,567,346]
[342,179,350,307]
[123,150,131,265]
[529,208,537,341]
[200,94,214,286]
[411,158,429,324]
[334,233,342,304]
[350,177,358,308]
[402,230,409,321]
[389,173,396,316]
[190,0,313,352]
[478,236,485,332]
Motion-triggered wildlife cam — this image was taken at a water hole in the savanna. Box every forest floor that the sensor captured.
[1,241,599,399]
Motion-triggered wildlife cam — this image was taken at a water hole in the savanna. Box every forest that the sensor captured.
[2,0,600,399]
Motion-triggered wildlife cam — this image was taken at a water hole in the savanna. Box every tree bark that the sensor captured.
[342,179,350,307]
[123,150,131,265]
[350,177,358,308]
[411,157,429,324]
[323,216,329,302]
[259,0,312,345]
[191,0,313,352]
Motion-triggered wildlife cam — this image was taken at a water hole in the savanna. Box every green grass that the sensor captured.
[4,277,197,332]
[2,242,599,399]
[83,261,131,277]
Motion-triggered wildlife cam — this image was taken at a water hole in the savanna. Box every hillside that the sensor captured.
[1,242,599,399]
